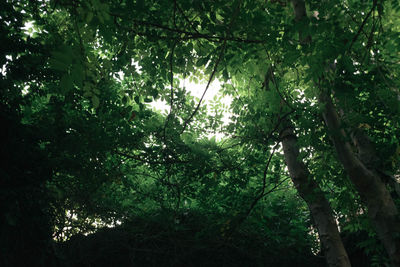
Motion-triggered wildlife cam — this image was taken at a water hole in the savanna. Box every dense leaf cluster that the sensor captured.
[1,0,400,266]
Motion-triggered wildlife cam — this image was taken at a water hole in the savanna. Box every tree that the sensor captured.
[2,0,400,266]
[289,0,400,265]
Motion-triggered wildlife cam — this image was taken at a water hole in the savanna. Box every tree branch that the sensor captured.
[116,151,189,165]
[179,0,244,133]
[110,12,265,44]
[348,0,378,51]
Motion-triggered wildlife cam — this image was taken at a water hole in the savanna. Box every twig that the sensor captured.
[109,12,265,44]
[173,0,177,29]
[163,41,177,141]
[348,0,377,51]
[180,41,227,134]
[116,151,189,165]
[224,143,288,236]
[175,3,201,36]
[180,0,243,134]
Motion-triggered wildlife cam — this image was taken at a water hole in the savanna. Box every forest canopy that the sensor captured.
[1,0,400,266]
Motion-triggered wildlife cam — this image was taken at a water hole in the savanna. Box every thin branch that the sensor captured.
[72,10,87,79]
[132,19,265,43]
[163,41,177,141]
[169,43,176,111]
[361,15,377,63]
[110,11,265,44]
[173,0,177,29]
[180,42,226,134]
[175,2,202,36]
[344,9,370,41]
[258,143,279,198]
[180,0,243,134]
[269,64,295,111]
[116,151,189,165]
[225,143,288,236]
[348,0,377,51]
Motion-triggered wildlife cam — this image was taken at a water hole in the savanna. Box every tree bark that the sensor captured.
[319,91,400,266]
[350,127,400,198]
[280,122,351,267]
[288,0,400,264]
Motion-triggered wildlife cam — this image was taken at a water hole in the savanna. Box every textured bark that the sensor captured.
[350,128,400,198]
[288,0,400,264]
[281,123,351,267]
[319,92,400,266]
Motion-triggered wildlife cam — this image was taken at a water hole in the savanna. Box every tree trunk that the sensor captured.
[288,0,400,264]
[319,91,400,266]
[280,123,351,267]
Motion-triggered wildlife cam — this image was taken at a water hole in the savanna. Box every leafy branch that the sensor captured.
[180,0,243,134]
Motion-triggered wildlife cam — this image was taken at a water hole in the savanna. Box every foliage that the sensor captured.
[2,0,400,266]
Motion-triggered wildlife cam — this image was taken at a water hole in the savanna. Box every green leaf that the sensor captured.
[92,95,100,108]
[51,50,73,66]
[86,12,94,23]
[196,56,210,67]
[71,64,84,87]
[60,74,73,92]
[49,58,69,72]
[268,81,275,90]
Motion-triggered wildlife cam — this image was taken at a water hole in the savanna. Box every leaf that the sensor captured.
[51,50,73,66]
[92,95,100,108]
[49,58,68,72]
[222,69,229,81]
[151,89,158,99]
[60,74,73,92]
[121,95,128,105]
[71,64,84,87]
[268,80,275,90]
[49,47,74,72]
[86,12,94,23]
[196,56,210,67]
[83,91,93,97]
[181,132,193,144]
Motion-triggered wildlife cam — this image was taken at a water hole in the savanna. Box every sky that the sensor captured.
[150,79,228,112]
[149,78,233,140]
